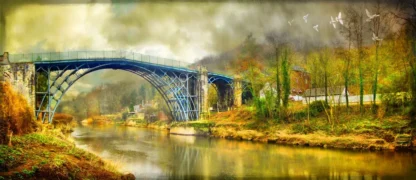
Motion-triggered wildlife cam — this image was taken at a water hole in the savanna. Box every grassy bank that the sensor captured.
[133,106,413,151]
[209,107,412,150]
[0,131,134,180]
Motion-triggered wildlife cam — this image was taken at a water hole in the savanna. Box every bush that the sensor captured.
[122,112,129,121]
[293,111,307,121]
[380,92,411,115]
[308,101,329,116]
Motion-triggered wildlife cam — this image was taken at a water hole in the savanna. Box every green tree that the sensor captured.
[281,46,291,110]
[266,32,283,118]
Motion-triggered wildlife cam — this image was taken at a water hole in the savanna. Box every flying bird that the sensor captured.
[330,16,337,28]
[288,19,294,26]
[372,33,382,41]
[335,12,344,25]
[366,9,379,22]
[303,14,309,23]
[313,25,319,32]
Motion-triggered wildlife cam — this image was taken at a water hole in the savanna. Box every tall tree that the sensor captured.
[339,19,355,113]
[394,0,416,125]
[281,46,291,110]
[233,34,266,117]
[345,5,366,114]
[266,32,285,117]
[368,0,393,113]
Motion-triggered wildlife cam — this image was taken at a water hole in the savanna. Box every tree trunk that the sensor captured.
[372,43,379,114]
[282,48,290,109]
[275,47,281,117]
[345,57,350,114]
[325,71,328,104]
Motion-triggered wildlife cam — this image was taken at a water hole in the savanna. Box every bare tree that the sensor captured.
[343,4,367,115]
[367,0,395,114]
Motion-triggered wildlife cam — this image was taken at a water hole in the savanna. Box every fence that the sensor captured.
[302,94,381,105]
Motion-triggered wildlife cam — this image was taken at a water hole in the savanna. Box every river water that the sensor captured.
[71,125,416,179]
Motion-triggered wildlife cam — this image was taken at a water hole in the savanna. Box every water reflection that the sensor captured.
[71,125,416,179]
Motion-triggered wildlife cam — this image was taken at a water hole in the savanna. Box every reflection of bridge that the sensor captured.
[0,51,246,123]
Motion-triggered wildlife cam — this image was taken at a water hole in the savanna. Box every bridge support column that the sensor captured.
[233,75,243,108]
[0,52,36,109]
[198,66,209,119]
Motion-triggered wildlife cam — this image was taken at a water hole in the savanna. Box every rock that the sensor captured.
[369,145,376,151]
[374,139,385,145]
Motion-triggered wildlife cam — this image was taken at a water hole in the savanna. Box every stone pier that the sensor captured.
[198,66,209,119]
[233,75,243,108]
[0,52,36,108]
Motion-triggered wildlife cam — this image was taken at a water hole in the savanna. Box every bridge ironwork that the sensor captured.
[7,51,235,123]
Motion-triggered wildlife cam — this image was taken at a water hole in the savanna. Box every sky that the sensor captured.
[0,0,397,96]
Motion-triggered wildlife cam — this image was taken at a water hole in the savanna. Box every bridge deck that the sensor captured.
[7,51,233,81]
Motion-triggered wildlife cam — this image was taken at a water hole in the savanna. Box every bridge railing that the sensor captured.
[8,51,190,68]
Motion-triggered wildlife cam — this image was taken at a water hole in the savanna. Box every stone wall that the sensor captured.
[0,53,35,108]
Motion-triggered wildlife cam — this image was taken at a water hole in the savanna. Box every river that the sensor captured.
[71,125,416,179]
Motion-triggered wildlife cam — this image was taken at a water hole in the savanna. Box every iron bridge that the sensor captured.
[8,51,235,123]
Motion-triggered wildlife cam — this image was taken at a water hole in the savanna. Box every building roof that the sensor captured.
[292,65,307,73]
[303,86,346,97]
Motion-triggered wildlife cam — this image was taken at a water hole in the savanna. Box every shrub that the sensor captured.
[293,111,308,121]
[122,112,129,121]
[308,100,329,116]
[380,92,411,115]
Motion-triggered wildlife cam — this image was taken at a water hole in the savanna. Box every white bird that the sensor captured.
[313,25,319,32]
[330,16,337,28]
[335,12,344,25]
[288,19,294,26]
[366,9,379,22]
[303,14,309,23]
[372,33,382,41]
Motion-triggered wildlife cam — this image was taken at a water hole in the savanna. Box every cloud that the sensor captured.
[5,3,111,53]
[4,1,365,62]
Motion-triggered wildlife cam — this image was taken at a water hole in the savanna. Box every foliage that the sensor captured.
[0,82,36,145]
[309,101,330,115]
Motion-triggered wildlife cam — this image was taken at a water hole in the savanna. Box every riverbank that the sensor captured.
[0,130,135,180]
[124,108,414,151]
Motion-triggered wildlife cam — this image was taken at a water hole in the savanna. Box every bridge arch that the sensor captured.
[35,60,201,123]
[208,77,234,111]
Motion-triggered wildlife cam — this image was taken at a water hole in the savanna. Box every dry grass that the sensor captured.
[0,82,36,145]
[53,113,73,124]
